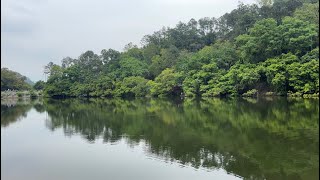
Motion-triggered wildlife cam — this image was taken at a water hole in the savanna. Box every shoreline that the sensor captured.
[1,93,318,100]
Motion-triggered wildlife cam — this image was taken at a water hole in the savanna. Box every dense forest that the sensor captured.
[36,0,320,97]
[1,68,32,91]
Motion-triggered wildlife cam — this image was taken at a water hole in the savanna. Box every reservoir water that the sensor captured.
[1,97,319,180]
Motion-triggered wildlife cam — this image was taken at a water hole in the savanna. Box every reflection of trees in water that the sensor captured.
[1,105,31,127]
[1,98,33,107]
[42,97,319,180]
[1,98,45,127]
[1,99,33,127]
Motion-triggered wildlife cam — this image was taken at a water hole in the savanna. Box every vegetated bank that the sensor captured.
[1,68,44,99]
[20,1,320,98]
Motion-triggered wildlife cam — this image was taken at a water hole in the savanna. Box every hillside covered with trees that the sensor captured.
[43,0,319,98]
[1,68,32,91]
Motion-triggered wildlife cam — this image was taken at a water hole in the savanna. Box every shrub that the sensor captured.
[242,89,258,97]
[287,91,302,97]
[30,91,38,98]
[265,92,275,96]
[16,92,24,97]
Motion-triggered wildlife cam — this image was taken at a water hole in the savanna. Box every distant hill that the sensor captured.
[25,77,34,86]
[1,68,32,91]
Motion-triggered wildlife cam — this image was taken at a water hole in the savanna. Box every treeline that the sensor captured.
[43,0,319,98]
[1,67,45,91]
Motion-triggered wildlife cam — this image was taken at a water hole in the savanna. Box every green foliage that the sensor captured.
[216,3,261,40]
[148,68,183,97]
[236,16,318,62]
[301,47,319,63]
[183,62,223,97]
[117,57,149,79]
[42,1,319,98]
[279,17,318,55]
[236,18,280,62]
[101,49,120,64]
[1,68,31,91]
[242,89,258,97]
[122,46,144,60]
[115,76,149,97]
[287,59,319,94]
[293,2,319,28]
[29,90,38,98]
[266,0,305,22]
[33,80,46,90]
[142,43,160,64]
[265,92,276,96]
[16,92,24,97]
[262,53,319,94]
[208,63,261,96]
[263,53,296,93]
[89,76,115,97]
[210,41,238,69]
[149,45,180,78]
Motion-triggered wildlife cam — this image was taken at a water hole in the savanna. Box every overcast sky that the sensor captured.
[1,0,255,82]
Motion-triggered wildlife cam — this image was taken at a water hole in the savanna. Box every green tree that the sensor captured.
[149,45,180,78]
[279,17,318,55]
[293,2,319,28]
[148,68,183,97]
[33,80,46,91]
[115,76,150,97]
[101,49,120,64]
[117,57,149,79]
[89,76,115,97]
[263,53,298,93]
[236,18,280,63]
[216,3,261,40]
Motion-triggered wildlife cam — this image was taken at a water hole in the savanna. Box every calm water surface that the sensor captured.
[1,97,319,180]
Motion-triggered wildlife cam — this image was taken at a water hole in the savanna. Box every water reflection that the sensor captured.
[1,98,42,127]
[1,97,319,180]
